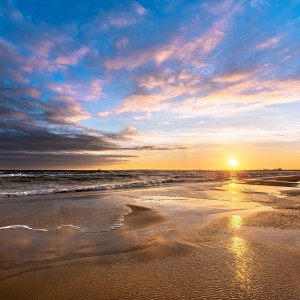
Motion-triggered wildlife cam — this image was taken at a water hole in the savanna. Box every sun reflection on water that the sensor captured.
[229,181,238,194]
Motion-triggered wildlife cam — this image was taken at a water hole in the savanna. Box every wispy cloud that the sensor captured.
[48,79,103,102]
[54,47,90,66]
[256,37,279,49]
[105,17,229,70]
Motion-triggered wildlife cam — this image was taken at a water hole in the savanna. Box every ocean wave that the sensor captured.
[0,173,30,177]
[1,170,300,198]
[0,178,190,198]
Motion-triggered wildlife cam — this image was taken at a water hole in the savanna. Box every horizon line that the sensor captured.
[1,168,298,172]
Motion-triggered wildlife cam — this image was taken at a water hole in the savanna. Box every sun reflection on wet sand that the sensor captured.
[229,213,252,291]
[230,235,253,292]
[230,215,243,229]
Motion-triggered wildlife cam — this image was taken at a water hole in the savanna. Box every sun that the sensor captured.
[229,158,238,168]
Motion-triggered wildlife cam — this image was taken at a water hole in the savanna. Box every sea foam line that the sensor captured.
[0,224,83,232]
[0,225,48,231]
[0,222,125,232]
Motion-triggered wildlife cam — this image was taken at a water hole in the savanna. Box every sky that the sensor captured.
[0,0,300,170]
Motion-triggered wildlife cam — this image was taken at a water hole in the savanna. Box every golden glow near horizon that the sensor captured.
[93,147,300,170]
[229,158,238,168]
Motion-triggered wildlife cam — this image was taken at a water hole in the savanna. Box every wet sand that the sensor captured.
[0,179,300,299]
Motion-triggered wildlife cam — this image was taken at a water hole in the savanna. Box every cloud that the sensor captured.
[115,94,169,114]
[43,97,91,122]
[115,37,129,49]
[0,4,83,76]
[114,70,203,114]
[113,59,300,117]
[134,112,152,121]
[48,79,103,102]
[107,16,136,28]
[0,38,28,82]
[0,117,185,168]
[120,126,139,137]
[55,47,90,66]
[83,2,147,35]
[105,18,227,70]
[133,2,147,15]
[133,114,300,147]
[98,111,111,117]
[0,122,116,153]
[0,83,91,125]
[0,152,135,169]
[104,0,242,71]
[0,77,184,167]
[256,37,279,49]
[171,77,300,117]
[168,18,227,67]
[205,0,236,15]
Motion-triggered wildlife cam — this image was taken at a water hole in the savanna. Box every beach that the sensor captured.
[2,0,300,298]
[0,173,300,299]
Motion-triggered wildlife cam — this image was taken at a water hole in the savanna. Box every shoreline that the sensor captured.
[1,170,299,199]
[0,179,300,299]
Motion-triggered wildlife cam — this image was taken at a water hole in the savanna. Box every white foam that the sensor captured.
[110,216,124,230]
[0,225,48,231]
[56,224,82,231]
[0,224,83,232]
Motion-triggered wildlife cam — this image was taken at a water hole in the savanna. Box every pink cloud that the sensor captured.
[105,50,152,69]
[36,40,54,58]
[55,47,90,66]
[171,77,300,117]
[27,87,40,98]
[48,95,91,122]
[213,72,251,83]
[87,80,103,101]
[121,126,140,137]
[114,66,300,118]
[23,31,75,73]
[133,2,147,15]
[115,70,203,114]
[105,0,243,71]
[256,37,279,49]
[48,79,103,102]
[0,38,28,82]
[105,17,228,70]
[108,16,136,27]
[85,2,147,33]
[116,94,169,114]
[98,111,111,117]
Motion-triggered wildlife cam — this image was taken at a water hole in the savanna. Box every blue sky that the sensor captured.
[0,0,300,169]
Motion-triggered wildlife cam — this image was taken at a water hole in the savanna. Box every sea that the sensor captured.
[1,169,300,198]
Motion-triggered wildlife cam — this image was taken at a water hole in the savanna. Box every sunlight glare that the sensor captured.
[229,158,238,168]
